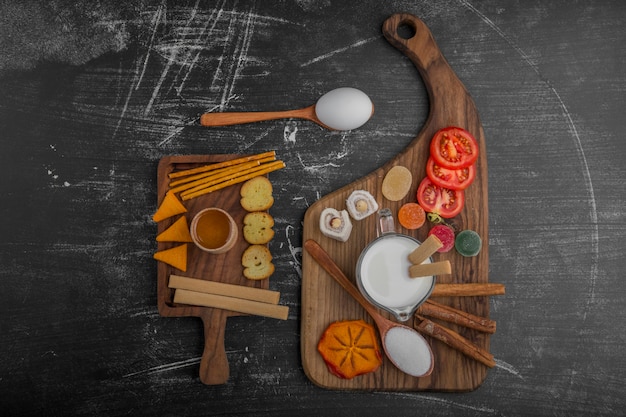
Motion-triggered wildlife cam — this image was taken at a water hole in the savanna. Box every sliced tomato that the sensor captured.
[416,177,464,219]
[430,126,479,169]
[426,157,476,190]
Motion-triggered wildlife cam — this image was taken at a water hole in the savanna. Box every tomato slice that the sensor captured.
[416,177,465,219]
[430,126,479,169]
[426,157,476,190]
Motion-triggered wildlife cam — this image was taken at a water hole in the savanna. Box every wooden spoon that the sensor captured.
[199,87,374,131]
[304,239,434,377]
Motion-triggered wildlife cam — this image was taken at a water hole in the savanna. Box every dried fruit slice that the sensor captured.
[317,320,382,379]
[153,192,187,222]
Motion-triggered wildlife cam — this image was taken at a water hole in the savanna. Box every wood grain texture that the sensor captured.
[1,0,625,415]
[301,13,490,391]
[157,155,271,384]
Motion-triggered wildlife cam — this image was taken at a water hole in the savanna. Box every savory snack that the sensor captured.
[346,190,378,221]
[381,165,412,201]
[242,244,275,280]
[153,243,188,271]
[243,212,275,244]
[240,176,274,212]
[317,320,382,379]
[153,192,187,222]
[319,208,352,242]
[156,216,193,242]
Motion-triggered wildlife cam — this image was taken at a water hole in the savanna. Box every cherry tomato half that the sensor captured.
[426,157,476,191]
[417,177,465,219]
[430,126,479,169]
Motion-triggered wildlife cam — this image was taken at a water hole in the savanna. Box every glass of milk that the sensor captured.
[356,208,436,322]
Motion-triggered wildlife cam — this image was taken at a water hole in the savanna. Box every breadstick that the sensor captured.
[181,161,285,200]
[169,160,262,194]
[168,151,276,179]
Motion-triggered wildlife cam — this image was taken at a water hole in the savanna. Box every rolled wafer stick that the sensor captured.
[168,274,280,304]
[431,283,506,297]
[415,315,496,368]
[418,299,496,333]
[174,289,289,320]
[408,260,451,278]
[408,234,443,265]
[168,151,276,179]
[181,161,285,200]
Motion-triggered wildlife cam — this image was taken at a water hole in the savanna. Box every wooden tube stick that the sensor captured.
[168,274,280,304]
[417,299,496,333]
[415,315,496,368]
[174,289,289,320]
[431,283,506,297]
[408,260,451,278]
[408,234,443,265]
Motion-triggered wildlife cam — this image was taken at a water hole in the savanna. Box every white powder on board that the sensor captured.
[384,326,433,377]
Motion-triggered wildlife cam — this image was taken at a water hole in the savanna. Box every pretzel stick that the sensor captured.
[169,160,263,194]
[415,315,496,368]
[431,283,505,297]
[181,161,285,200]
[168,151,276,179]
[169,160,261,188]
[417,299,496,333]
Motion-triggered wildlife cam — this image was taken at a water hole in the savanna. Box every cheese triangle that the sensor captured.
[156,216,192,242]
[152,192,187,222]
[153,243,188,271]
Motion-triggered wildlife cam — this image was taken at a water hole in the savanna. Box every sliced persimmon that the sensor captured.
[317,320,382,379]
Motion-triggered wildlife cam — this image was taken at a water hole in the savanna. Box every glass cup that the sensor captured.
[190,207,238,254]
[355,208,436,321]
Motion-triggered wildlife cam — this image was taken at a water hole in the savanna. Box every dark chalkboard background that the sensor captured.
[1,1,625,415]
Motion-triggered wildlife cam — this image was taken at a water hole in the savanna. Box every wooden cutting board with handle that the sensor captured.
[156,154,272,385]
[301,13,490,391]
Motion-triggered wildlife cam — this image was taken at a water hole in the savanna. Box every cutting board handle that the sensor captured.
[198,310,229,385]
[382,13,471,123]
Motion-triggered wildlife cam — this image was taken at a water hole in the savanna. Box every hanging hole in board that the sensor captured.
[397,21,416,40]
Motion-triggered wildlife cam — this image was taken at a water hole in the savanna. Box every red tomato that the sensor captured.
[426,157,476,190]
[428,225,455,252]
[430,127,479,169]
[417,177,464,219]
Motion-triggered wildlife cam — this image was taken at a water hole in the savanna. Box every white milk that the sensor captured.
[358,234,434,309]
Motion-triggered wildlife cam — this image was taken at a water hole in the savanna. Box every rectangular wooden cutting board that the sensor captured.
[300,14,491,391]
[156,154,272,385]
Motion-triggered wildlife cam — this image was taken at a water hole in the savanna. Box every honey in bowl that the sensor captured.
[190,208,237,254]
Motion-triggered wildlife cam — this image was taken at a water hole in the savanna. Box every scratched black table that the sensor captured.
[1,1,625,415]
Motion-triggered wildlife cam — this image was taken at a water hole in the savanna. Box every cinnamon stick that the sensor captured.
[415,315,496,368]
[431,283,505,297]
[417,299,496,333]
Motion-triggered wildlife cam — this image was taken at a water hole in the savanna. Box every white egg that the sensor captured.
[314,87,373,130]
